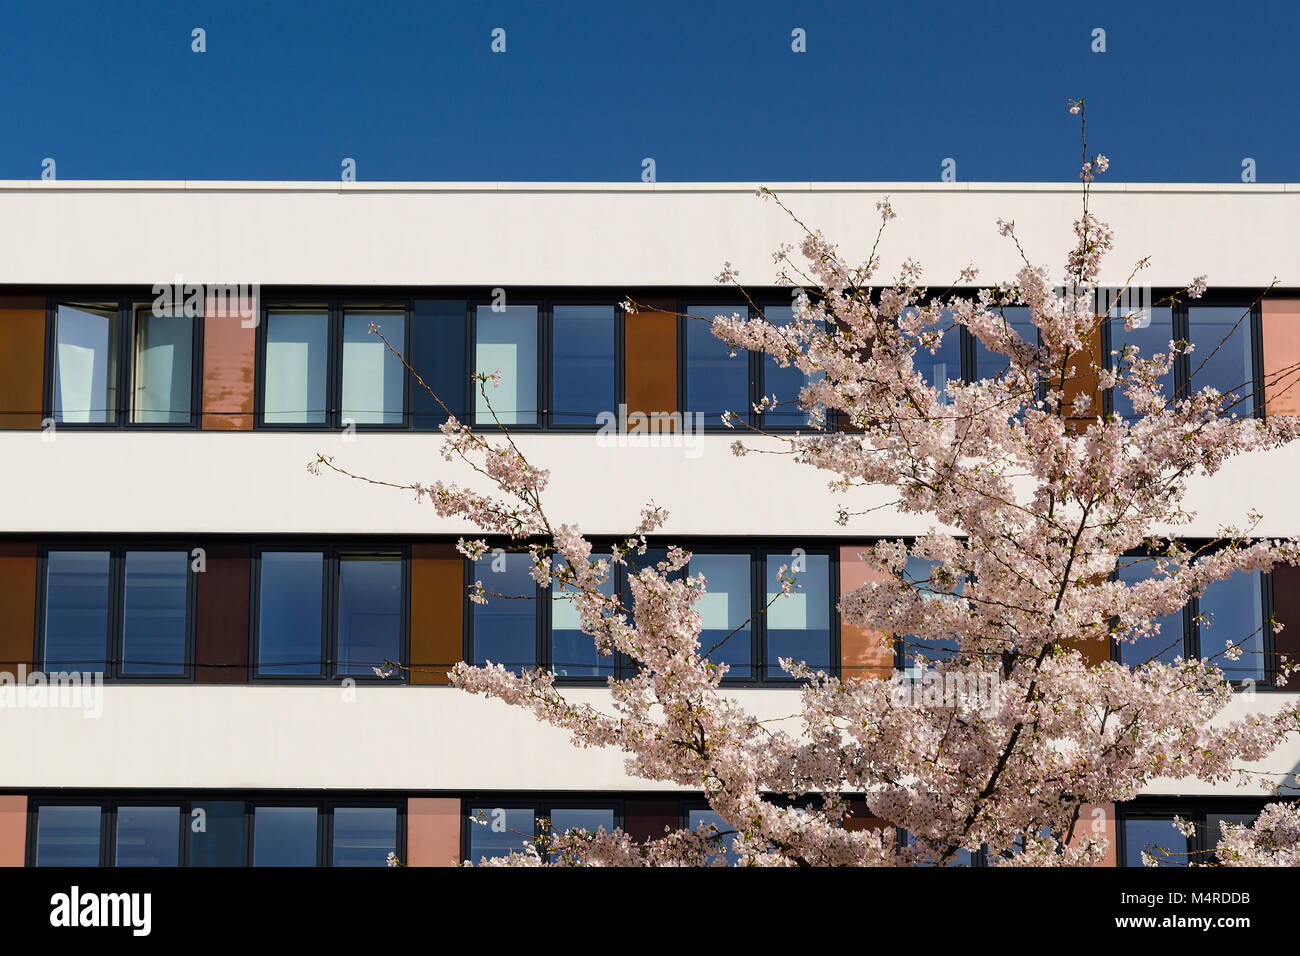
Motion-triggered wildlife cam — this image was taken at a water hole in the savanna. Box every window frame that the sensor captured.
[460,794,623,864]
[249,542,410,683]
[35,542,198,682]
[43,294,204,430]
[1115,797,1278,867]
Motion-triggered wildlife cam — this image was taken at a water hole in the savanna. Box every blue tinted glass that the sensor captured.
[1198,570,1264,682]
[121,551,188,675]
[188,801,245,866]
[549,808,615,835]
[551,560,616,678]
[901,556,962,673]
[689,809,739,865]
[342,311,406,424]
[258,552,324,676]
[412,299,467,427]
[1207,812,1256,856]
[44,550,110,673]
[468,807,535,861]
[332,807,398,867]
[475,305,538,425]
[765,552,830,677]
[35,805,101,866]
[1116,559,1185,667]
[54,303,117,423]
[1110,306,1175,419]
[1123,817,1187,867]
[975,306,1036,381]
[253,806,318,866]
[553,305,616,426]
[686,303,750,424]
[115,805,180,866]
[264,310,329,424]
[905,307,961,403]
[472,553,538,671]
[1188,305,1255,415]
[905,830,974,866]
[690,553,751,678]
[337,554,402,676]
[761,305,823,427]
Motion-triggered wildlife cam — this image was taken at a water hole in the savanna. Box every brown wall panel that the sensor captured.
[406,797,460,866]
[1063,319,1103,432]
[194,544,251,682]
[201,293,257,430]
[0,297,46,429]
[0,796,26,866]
[623,798,680,843]
[624,297,678,422]
[0,542,37,677]
[410,543,464,685]
[1262,298,1300,418]
[839,546,895,681]
[1272,565,1300,676]
[1068,802,1118,867]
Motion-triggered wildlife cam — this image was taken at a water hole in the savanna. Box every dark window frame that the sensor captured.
[460,794,623,864]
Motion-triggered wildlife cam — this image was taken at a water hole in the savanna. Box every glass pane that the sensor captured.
[1206,812,1256,857]
[904,306,961,403]
[905,830,974,866]
[264,310,328,424]
[475,305,538,425]
[549,808,615,835]
[974,306,1037,381]
[551,559,616,678]
[1110,305,1175,419]
[115,805,180,866]
[688,809,739,865]
[188,801,245,866]
[1123,817,1187,867]
[761,305,824,426]
[121,550,188,675]
[472,552,538,672]
[412,299,467,427]
[342,311,405,425]
[900,556,962,675]
[1188,305,1255,415]
[257,552,324,676]
[54,303,117,423]
[467,806,534,862]
[1116,558,1185,667]
[132,306,193,423]
[337,554,402,676]
[253,806,318,866]
[35,805,101,866]
[1198,571,1264,682]
[552,305,616,426]
[764,552,830,677]
[686,304,749,424]
[44,550,110,673]
[690,553,751,679]
[332,807,398,867]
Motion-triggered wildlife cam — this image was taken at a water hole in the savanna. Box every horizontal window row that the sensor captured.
[28,796,401,867]
[1118,802,1274,867]
[32,291,1268,432]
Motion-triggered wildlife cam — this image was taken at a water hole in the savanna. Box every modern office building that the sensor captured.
[0,180,1297,867]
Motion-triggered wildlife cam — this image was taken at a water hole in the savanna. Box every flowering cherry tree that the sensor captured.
[315,101,1300,866]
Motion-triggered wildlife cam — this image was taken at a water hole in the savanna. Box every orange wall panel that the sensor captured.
[0,542,37,677]
[0,297,46,429]
[406,797,460,866]
[1262,299,1300,417]
[0,796,26,866]
[1068,802,1118,866]
[625,297,678,420]
[201,293,257,429]
[839,545,895,681]
[410,543,464,685]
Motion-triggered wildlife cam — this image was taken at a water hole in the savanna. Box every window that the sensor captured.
[759,304,824,428]
[263,309,329,425]
[1121,815,1188,867]
[764,552,832,677]
[469,551,540,672]
[464,803,617,863]
[551,558,617,679]
[690,552,753,679]
[1196,569,1267,683]
[1114,557,1187,668]
[901,829,978,866]
[342,310,405,424]
[50,299,198,426]
[40,547,193,678]
[551,304,618,427]
[688,809,740,865]
[896,556,963,678]
[475,304,539,425]
[254,546,406,680]
[973,306,1037,382]
[31,797,401,867]
[411,299,468,427]
[905,307,961,403]
[684,303,750,426]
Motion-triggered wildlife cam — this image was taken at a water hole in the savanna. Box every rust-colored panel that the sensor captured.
[411,543,463,685]
[0,796,26,866]
[839,545,894,681]
[623,798,680,843]
[1272,565,1300,676]
[201,292,257,429]
[0,297,46,429]
[406,797,460,866]
[1262,299,1300,418]
[1064,318,1103,432]
[625,297,677,423]
[0,542,37,677]
[195,544,250,682]
[1068,802,1117,866]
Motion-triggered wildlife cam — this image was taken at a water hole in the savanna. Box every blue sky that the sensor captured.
[2,0,1296,183]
